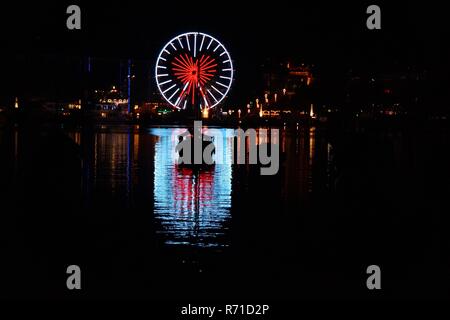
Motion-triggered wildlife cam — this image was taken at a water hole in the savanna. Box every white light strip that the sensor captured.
[203,95,209,107]
[220,76,232,80]
[157,74,168,77]
[220,51,226,56]
[211,85,223,96]
[207,38,214,50]
[183,100,187,109]
[159,57,167,62]
[159,79,172,85]
[222,60,231,64]
[199,34,205,52]
[164,49,170,55]
[213,44,220,52]
[222,68,232,71]
[194,33,197,57]
[162,84,176,94]
[175,96,181,106]
[170,42,177,50]
[186,35,191,51]
[177,37,184,49]
[168,88,180,101]
[183,81,190,91]
[216,81,228,88]
[207,89,218,102]
[157,66,167,69]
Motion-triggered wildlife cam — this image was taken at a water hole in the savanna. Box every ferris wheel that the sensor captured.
[155,32,233,110]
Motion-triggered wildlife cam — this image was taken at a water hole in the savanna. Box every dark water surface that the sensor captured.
[1,123,450,300]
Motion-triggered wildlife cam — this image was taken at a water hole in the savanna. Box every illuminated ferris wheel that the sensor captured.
[155,32,233,111]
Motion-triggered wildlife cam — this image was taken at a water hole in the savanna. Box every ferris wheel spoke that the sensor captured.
[167,88,180,101]
[176,86,188,105]
[199,54,207,65]
[159,79,172,86]
[174,86,187,107]
[199,76,209,85]
[182,81,190,92]
[172,68,188,74]
[173,56,190,69]
[178,76,191,84]
[201,74,214,81]
[201,64,218,72]
[200,69,216,77]
[201,67,216,74]
[216,81,229,89]
[199,34,206,52]
[201,66,217,74]
[177,37,184,49]
[211,85,224,97]
[207,89,218,103]
[200,74,214,84]
[172,68,188,76]
[202,54,213,63]
[200,65,217,74]
[174,73,191,82]
[162,84,177,94]
[172,69,184,75]
[180,54,192,68]
[174,75,189,83]
[201,68,215,76]
[170,42,177,50]
[172,65,189,72]
[187,55,195,67]
[200,88,209,108]
[172,68,191,76]
[200,58,216,68]
[202,96,209,108]
[200,54,212,65]
[194,33,197,58]
[200,70,216,79]
[206,38,214,50]
[185,34,191,52]
[175,96,182,107]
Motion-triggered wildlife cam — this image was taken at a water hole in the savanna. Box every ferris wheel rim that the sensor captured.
[155,32,234,109]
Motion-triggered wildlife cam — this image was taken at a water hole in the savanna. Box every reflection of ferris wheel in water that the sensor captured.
[155,32,233,111]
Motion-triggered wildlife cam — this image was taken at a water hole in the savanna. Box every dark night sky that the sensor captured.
[1,1,449,105]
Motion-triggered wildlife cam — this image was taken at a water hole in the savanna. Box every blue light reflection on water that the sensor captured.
[151,128,233,248]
